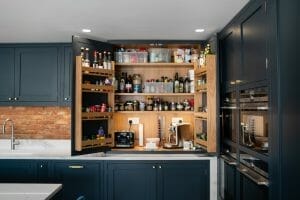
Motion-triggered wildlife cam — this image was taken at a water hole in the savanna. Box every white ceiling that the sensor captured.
[0,0,249,43]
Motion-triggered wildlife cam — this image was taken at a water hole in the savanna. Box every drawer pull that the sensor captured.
[68,165,84,169]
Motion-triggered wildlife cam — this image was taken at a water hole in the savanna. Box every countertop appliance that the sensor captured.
[114,131,134,148]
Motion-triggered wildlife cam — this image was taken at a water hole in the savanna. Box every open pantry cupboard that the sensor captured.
[72,37,217,154]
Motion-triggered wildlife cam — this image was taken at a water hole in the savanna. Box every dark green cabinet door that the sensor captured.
[61,46,72,106]
[219,23,241,87]
[52,161,100,200]
[241,1,267,84]
[15,47,59,102]
[240,173,268,200]
[0,160,37,183]
[0,48,15,102]
[158,161,209,200]
[107,163,156,200]
[224,162,237,200]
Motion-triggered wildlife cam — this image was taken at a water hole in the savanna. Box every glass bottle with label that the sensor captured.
[103,51,108,69]
[84,48,90,67]
[107,52,112,69]
[98,52,103,68]
[93,51,98,68]
[174,72,179,93]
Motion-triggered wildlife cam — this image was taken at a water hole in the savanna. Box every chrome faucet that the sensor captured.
[2,118,19,150]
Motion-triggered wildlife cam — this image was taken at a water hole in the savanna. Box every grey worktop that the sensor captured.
[0,183,62,200]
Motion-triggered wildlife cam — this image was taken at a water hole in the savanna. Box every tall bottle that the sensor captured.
[107,52,112,70]
[103,51,108,69]
[184,75,190,93]
[199,51,205,67]
[84,48,90,67]
[119,72,126,93]
[174,72,179,93]
[92,51,98,68]
[80,47,85,64]
[98,52,103,69]
[125,74,133,93]
[179,77,184,93]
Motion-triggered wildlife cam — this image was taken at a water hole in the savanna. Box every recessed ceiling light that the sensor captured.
[82,29,91,33]
[195,29,205,33]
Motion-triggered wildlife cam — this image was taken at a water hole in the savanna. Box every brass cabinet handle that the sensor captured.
[68,165,84,169]
[158,165,162,169]
[14,97,18,101]
[152,166,156,169]
[237,166,269,187]
[8,97,12,101]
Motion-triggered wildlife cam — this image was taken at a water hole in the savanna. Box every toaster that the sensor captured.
[114,131,134,148]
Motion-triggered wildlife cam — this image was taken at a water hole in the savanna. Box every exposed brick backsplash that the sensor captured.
[0,107,71,139]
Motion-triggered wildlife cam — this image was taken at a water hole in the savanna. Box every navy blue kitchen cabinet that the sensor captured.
[0,44,72,106]
[14,47,60,103]
[240,0,267,85]
[107,162,157,200]
[106,160,209,200]
[50,161,101,200]
[0,159,37,183]
[158,161,209,200]
[219,22,241,88]
[60,45,72,106]
[219,0,268,88]
[0,48,15,102]
[0,160,52,183]
[220,159,237,200]
[239,171,268,200]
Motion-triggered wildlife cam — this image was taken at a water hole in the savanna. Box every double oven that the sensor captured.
[219,86,269,199]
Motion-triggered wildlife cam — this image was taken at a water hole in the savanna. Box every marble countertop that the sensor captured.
[0,183,62,200]
[0,139,216,160]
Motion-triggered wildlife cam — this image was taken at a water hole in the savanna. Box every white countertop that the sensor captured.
[0,183,62,200]
[0,139,217,160]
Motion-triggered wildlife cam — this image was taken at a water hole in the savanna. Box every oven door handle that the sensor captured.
[221,155,237,166]
[237,166,269,187]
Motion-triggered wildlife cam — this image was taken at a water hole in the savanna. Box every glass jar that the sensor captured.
[139,102,145,111]
[170,102,176,111]
[133,100,139,111]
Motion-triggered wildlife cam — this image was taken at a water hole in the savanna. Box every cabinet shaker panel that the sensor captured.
[241,2,267,83]
[0,48,15,101]
[15,47,59,102]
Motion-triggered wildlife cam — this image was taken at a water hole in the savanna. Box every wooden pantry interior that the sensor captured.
[72,37,217,154]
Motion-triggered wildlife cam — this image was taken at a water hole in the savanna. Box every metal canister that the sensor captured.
[132,74,142,93]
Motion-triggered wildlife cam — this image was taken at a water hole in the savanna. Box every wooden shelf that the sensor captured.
[115,62,195,67]
[81,138,113,149]
[82,112,113,120]
[82,84,114,93]
[195,138,208,147]
[194,112,208,118]
[115,111,194,114]
[82,66,114,77]
[115,93,194,96]
[194,66,207,75]
[195,85,207,92]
